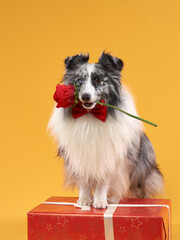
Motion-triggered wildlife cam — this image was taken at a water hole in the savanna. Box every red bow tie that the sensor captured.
[72,100,107,122]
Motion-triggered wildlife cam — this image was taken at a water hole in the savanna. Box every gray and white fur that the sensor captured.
[48,52,164,209]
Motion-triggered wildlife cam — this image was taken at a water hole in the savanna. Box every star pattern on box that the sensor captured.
[80,233,88,240]
[155,237,161,240]
[57,216,69,227]
[118,226,127,234]
[131,217,143,230]
[29,229,34,234]
[28,214,34,220]
[46,224,53,232]
[91,233,96,239]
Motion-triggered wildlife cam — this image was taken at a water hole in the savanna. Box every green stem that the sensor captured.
[96,101,158,127]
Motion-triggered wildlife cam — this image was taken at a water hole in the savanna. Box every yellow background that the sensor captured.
[0,0,180,239]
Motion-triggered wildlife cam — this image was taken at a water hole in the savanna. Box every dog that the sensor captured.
[48,52,164,209]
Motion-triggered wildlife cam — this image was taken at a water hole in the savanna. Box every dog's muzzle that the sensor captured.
[80,93,97,110]
[82,102,96,110]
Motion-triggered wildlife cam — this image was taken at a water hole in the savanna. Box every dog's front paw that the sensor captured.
[77,198,93,206]
[93,200,108,209]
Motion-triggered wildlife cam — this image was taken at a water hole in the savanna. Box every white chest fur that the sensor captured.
[48,109,141,184]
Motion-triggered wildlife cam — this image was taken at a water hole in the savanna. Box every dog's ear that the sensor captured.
[98,51,123,72]
[64,53,89,70]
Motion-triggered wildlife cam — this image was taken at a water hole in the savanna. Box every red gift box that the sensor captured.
[27,196,171,240]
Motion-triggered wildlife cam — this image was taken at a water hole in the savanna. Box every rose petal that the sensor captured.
[53,84,75,108]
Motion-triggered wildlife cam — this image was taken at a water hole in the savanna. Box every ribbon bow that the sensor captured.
[72,100,107,122]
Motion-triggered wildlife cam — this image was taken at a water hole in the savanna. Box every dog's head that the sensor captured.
[63,52,123,112]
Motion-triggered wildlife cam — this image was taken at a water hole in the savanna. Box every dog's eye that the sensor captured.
[95,76,101,84]
[78,78,84,84]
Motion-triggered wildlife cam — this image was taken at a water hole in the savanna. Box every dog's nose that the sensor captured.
[82,93,91,102]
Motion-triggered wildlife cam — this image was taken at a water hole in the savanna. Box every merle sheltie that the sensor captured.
[48,52,164,209]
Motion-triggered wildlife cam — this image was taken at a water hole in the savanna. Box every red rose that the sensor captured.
[53,84,75,108]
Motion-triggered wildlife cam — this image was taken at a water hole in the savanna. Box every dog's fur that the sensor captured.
[48,52,164,209]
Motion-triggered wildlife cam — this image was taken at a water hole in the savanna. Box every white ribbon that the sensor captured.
[42,201,91,210]
[42,201,171,240]
[104,205,117,240]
